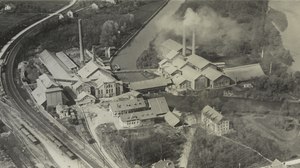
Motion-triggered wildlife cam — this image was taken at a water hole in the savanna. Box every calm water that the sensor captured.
[112,0,184,70]
[269,0,300,71]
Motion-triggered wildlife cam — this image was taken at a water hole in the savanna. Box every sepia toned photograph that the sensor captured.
[0,0,300,167]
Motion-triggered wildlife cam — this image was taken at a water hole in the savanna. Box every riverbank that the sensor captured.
[111,0,184,70]
[268,0,300,71]
[110,0,169,62]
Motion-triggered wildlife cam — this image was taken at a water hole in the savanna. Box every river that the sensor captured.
[268,0,300,71]
[112,0,184,70]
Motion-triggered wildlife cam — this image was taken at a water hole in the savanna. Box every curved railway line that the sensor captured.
[0,0,115,167]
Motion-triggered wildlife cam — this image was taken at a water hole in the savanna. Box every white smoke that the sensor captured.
[155,6,243,56]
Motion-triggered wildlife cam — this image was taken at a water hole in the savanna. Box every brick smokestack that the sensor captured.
[182,26,186,56]
[78,19,85,65]
[192,29,196,55]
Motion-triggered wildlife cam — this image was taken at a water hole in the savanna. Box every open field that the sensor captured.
[236,114,300,156]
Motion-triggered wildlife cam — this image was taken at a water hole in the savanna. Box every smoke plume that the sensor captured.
[156,6,243,56]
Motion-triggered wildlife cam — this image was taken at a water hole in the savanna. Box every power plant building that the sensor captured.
[158,38,231,90]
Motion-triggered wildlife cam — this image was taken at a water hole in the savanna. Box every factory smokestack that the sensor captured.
[78,19,85,65]
[182,26,186,56]
[192,29,196,55]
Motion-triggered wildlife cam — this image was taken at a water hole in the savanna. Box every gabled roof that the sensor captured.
[38,74,59,89]
[201,67,225,81]
[163,63,179,75]
[32,86,46,105]
[181,66,202,81]
[39,50,73,80]
[129,77,172,91]
[148,97,170,115]
[76,92,96,101]
[161,39,182,52]
[172,75,188,86]
[77,61,102,79]
[56,52,78,70]
[172,57,187,69]
[165,50,179,60]
[94,71,116,87]
[187,54,211,70]
[201,105,224,124]
[158,59,168,66]
[223,64,265,82]
[165,111,180,127]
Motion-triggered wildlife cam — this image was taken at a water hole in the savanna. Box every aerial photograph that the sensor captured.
[0,0,300,167]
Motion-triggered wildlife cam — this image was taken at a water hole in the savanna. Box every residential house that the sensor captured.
[67,10,74,18]
[201,105,230,136]
[164,110,181,127]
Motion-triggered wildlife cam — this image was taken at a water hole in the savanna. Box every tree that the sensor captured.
[100,20,119,47]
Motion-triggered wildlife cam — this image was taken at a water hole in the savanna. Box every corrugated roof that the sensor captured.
[172,57,187,69]
[56,52,78,70]
[187,54,211,70]
[223,64,265,82]
[110,98,147,112]
[39,50,73,80]
[201,105,224,124]
[201,67,224,81]
[161,39,182,52]
[129,77,172,91]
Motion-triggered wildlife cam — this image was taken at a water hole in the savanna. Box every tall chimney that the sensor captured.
[78,19,85,65]
[182,26,186,56]
[192,29,196,55]
[92,46,95,61]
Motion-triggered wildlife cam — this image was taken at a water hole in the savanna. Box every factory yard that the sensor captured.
[2,0,300,167]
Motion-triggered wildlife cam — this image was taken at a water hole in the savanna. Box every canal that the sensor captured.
[268,0,300,71]
[112,0,184,70]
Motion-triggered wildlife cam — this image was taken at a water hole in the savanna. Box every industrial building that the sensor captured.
[74,60,123,99]
[128,77,172,93]
[32,74,65,109]
[109,97,170,128]
[158,31,232,91]
[223,63,265,83]
[39,50,75,80]
[201,105,230,136]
